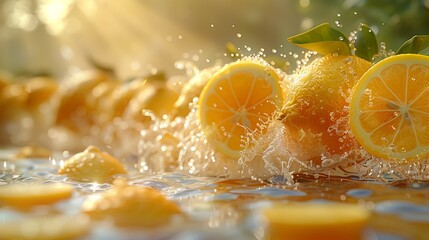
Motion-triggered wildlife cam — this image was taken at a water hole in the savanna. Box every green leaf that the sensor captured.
[288,23,350,55]
[396,35,429,55]
[354,24,378,61]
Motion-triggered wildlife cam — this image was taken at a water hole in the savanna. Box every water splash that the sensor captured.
[133,52,429,184]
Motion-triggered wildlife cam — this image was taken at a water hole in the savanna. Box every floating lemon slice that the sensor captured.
[262,203,370,240]
[350,54,429,161]
[0,183,73,210]
[59,146,127,183]
[82,179,181,228]
[0,214,90,240]
[198,59,284,158]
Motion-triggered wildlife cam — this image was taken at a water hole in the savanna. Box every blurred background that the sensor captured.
[1,0,429,80]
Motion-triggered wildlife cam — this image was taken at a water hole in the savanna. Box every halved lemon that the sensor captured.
[198,59,284,159]
[350,54,429,161]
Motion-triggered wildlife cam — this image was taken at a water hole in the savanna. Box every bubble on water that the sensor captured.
[236,33,242,38]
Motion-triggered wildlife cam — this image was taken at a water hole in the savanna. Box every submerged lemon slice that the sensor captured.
[0,183,73,210]
[263,203,370,240]
[198,59,284,158]
[350,54,429,161]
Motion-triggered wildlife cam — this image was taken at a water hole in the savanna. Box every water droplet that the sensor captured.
[334,20,343,27]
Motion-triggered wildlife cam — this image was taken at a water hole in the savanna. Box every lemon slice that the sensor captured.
[262,203,370,240]
[0,214,90,240]
[0,183,73,210]
[350,54,429,161]
[58,146,127,183]
[198,59,284,158]
[82,179,181,228]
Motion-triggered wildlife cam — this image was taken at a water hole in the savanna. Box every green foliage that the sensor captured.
[288,23,350,55]
[288,22,378,61]
[354,24,378,61]
[396,35,429,55]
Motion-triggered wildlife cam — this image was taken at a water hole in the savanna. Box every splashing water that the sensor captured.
[133,48,429,184]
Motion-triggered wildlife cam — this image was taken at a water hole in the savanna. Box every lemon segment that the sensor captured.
[58,146,127,183]
[198,59,284,159]
[82,179,181,228]
[262,203,370,240]
[0,183,73,210]
[350,54,429,161]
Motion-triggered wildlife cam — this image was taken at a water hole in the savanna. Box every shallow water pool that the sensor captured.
[1,152,428,240]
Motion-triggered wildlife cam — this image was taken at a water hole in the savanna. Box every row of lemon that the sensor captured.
[0,70,193,151]
[2,52,429,165]
[197,53,429,165]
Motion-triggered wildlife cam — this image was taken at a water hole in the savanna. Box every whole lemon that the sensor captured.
[279,54,371,165]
